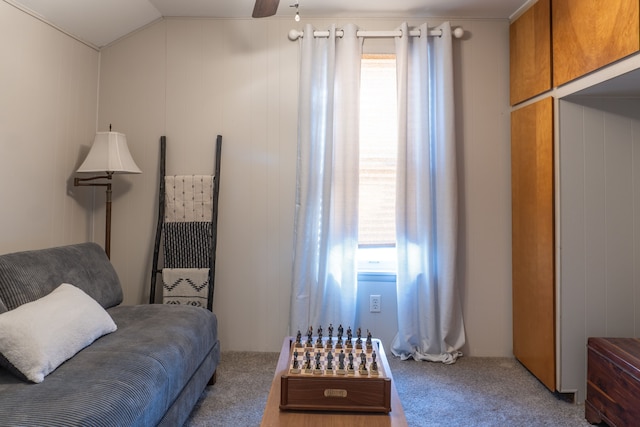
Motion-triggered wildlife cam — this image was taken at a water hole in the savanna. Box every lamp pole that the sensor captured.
[74,172,113,258]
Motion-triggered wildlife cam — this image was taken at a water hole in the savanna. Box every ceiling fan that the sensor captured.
[252,0,280,18]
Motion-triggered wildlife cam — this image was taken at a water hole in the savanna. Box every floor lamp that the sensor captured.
[74,131,141,259]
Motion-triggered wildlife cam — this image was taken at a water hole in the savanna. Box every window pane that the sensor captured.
[359,55,397,247]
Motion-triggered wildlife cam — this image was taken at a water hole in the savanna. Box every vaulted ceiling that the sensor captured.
[8,0,528,48]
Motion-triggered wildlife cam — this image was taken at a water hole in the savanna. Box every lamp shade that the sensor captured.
[76,132,142,174]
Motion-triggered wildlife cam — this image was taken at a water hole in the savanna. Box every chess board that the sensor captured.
[288,337,385,377]
[280,336,392,413]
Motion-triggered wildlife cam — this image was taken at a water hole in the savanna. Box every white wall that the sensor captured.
[358,278,399,351]
[455,20,512,358]
[96,16,513,355]
[0,2,99,254]
[559,97,640,401]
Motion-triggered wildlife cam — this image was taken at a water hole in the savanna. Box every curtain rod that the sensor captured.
[288,27,464,41]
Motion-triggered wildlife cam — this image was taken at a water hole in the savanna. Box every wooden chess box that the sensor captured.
[279,337,392,413]
[585,337,640,426]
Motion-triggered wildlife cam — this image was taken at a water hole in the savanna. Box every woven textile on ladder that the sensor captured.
[162,175,214,307]
[149,135,222,311]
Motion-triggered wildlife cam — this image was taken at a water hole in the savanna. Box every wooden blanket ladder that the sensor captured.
[149,135,222,311]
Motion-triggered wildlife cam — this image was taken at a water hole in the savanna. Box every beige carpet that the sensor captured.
[184,351,594,427]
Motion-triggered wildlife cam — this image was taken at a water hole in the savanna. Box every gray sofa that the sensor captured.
[0,242,220,426]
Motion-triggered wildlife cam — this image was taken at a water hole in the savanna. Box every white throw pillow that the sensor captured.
[0,283,117,383]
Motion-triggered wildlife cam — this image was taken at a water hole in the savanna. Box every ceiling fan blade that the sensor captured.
[252,0,280,18]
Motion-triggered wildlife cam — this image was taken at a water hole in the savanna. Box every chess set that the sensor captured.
[279,325,392,413]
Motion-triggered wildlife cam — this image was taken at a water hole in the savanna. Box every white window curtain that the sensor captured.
[290,24,363,333]
[391,22,466,363]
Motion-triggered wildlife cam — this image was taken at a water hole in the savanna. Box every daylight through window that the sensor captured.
[358,54,398,272]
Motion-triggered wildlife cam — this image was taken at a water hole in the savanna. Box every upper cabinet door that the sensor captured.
[510,0,551,106]
[553,0,640,86]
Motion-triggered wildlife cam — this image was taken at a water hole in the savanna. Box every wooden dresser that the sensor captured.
[586,338,640,426]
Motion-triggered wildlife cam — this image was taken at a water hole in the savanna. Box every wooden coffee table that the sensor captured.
[261,336,407,426]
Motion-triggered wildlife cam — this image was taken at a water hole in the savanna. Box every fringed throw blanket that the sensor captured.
[162,268,209,307]
[162,175,214,306]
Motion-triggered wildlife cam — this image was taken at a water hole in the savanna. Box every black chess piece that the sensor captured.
[307,326,313,345]
[359,352,367,372]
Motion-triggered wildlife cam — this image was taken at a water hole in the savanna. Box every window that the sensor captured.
[358,54,397,274]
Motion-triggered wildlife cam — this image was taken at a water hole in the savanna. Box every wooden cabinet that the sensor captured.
[511,97,555,391]
[511,0,640,400]
[509,0,551,105]
[553,0,639,86]
[586,338,640,426]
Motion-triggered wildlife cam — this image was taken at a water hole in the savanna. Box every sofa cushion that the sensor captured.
[0,304,219,426]
[0,283,117,383]
[0,243,123,310]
